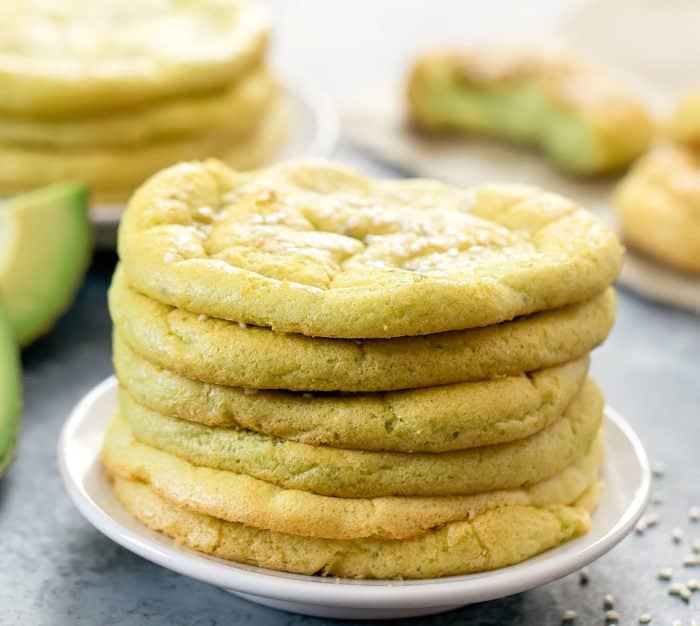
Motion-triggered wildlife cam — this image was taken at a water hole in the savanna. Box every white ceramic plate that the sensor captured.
[59,377,650,620]
[91,84,338,248]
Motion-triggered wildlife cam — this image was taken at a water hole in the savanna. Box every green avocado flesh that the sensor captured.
[0,298,21,474]
[0,183,90,347]
[420,78,607,173]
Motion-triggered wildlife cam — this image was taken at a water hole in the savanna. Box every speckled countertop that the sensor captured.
[2,3,700,624]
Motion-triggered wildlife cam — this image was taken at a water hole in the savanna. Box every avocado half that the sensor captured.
[0,183,91,346]
[0,297,21,474]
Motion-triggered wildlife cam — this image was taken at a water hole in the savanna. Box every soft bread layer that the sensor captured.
[0,0,269,117]
[669,88,700,148]
[0,95,288,199]
[102,411,604,540]
[615,145,700,274]
[407,47,653,174]
[112,477,599,579]
[110,269,615,392]
[120,378,603,498]
[115,334,590,453]
[0,66,276,148]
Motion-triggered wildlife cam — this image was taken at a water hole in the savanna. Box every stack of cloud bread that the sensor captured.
[0,0,282,202]
[406,46,654,175]
[614,91,700,274]
[104,159,623,580]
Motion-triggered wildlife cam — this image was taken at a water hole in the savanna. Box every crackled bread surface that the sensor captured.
[118,378,602,498]
[407,47,654,174]
[118,159,622,338]
[115,334,589,453]
[0,0,268,117]
[110,268,615,391]
[615,145,700,273]
[111,476,598,579]
[103,414,603,541]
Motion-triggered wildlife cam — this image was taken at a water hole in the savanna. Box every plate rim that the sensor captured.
[58,376,651,610]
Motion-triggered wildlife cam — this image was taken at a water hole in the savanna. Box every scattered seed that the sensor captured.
[683,555,700,567]
[687,578,700,591]
[605,610,620,622]
[669,583,684,595]
[579,567,590,584]
[672,620,682,626]
[690,506,700,522]
[651,461,665,477]
[562,609,577,621]
[658,568,673,580]
[604,593,615,609]
[644,513,660,527]
[672,528,685,544]
[651,491,665,505]
[692,540,700,554]
[680,586,692,602]
[636,520,647,534]
[638,614,652,624]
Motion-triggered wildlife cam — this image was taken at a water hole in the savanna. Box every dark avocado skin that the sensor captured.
[0,297,21,475]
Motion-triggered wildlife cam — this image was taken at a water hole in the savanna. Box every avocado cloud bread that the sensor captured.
[615,145,700,274]
[668,88,700,148]
[407,46,654,175]
[106,158,622,579]
[0,0,284,201]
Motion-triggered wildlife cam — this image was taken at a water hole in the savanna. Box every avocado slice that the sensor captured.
[0,297,21,474]
[0,183,91,346]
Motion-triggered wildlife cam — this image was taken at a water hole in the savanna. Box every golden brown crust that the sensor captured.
[114,333,590,453]
[118,159,623,338]
[110,268,616,392]
[668,88,700,147]
[118,378,602,498]
[111,477,598,579]
[103,411,603,541]
[615,145,700,273]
